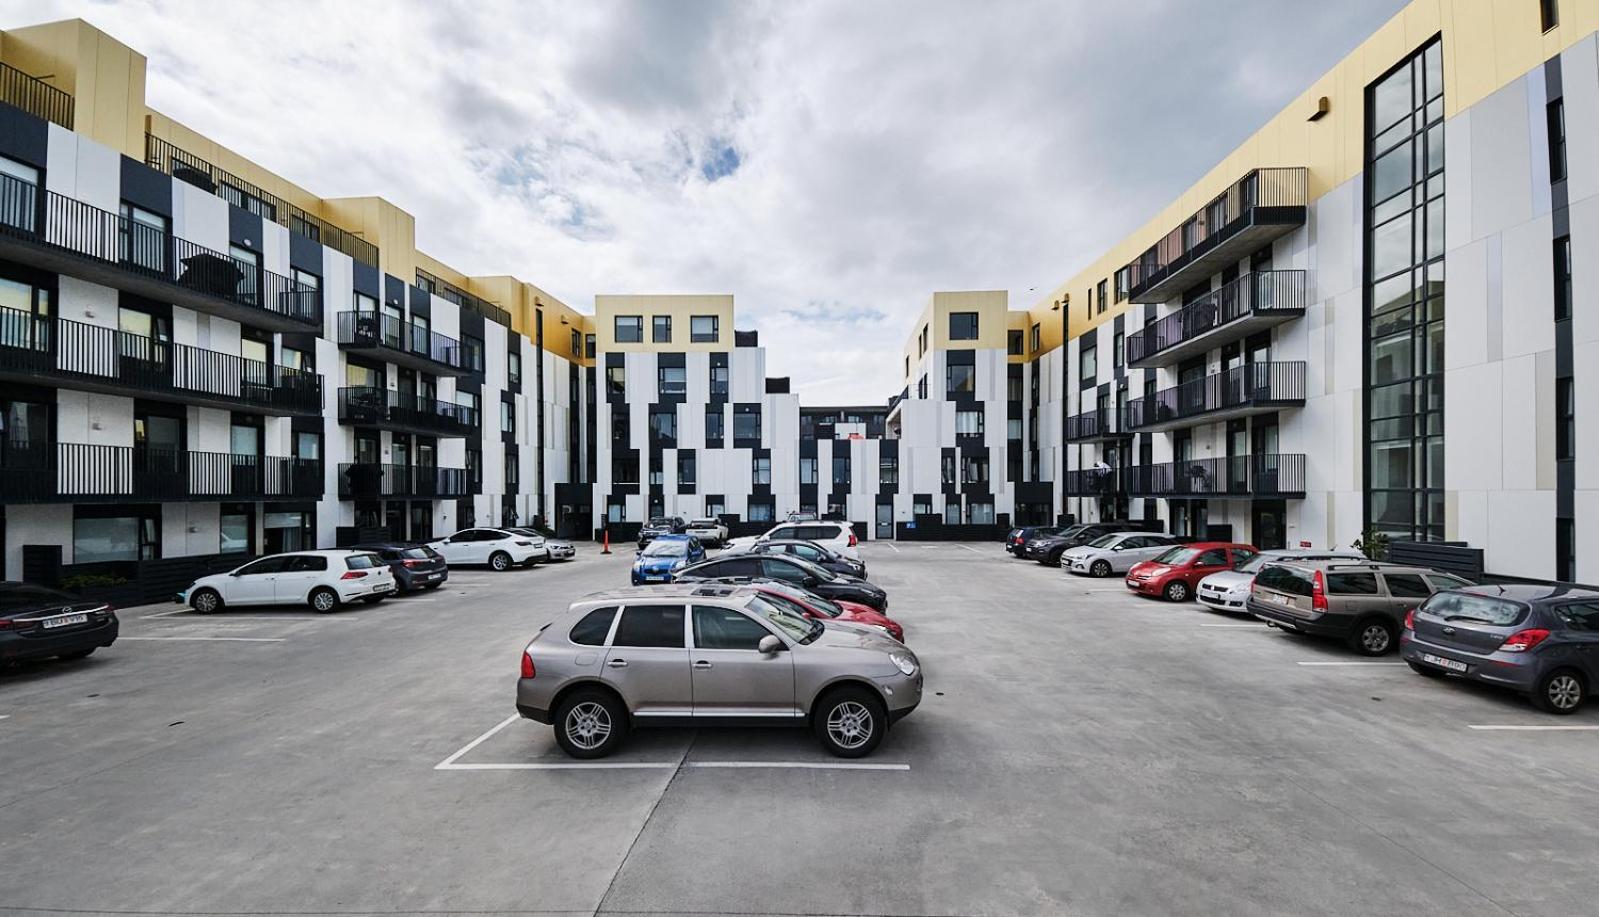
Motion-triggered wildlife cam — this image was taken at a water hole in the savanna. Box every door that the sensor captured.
[604,604,693,717]
[438,529,483,564]
[1188,546,1233,588]
[134,411,184,497]
[876,503,894,540]
[230,418,262,496]
[1323,570,1390,626]
[1380,572,1433,617]
[274,554,328,605]
[1250,499,1287,550]
[689,604,797,717]
[227,555,289,605]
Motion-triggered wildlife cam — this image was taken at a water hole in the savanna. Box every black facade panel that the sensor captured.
[0,106,48,168]
[228,207,263,249]
[460,306,485,337]
[119,156,172,216]
[657,352,686,368]
[409,286,433,319]
[384,274,405,308]
[288,231,322,274]
[354,261,380,298]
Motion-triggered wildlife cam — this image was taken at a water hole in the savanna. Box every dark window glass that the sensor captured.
[761,557,807,583]
[1557,377,1574,461]
[949,312,979,340]
[705,406,724,440]
[1548,98,1567,182]
[1555,236,1572,321]
[652,315,672,342]
[946,364,975,393]
[1007,330,1023,355]
[615,315,643,343]
[569,607,617,645]
[1194,548,1228,566]
[239,556,291,575]
[1383,573,1432,599]
[1255,565,1311,596]
[692,605,773,650]
[1554,601,1599,631]
[1080,342,1097,383]
[612,604,686,648]
[1542,0,1559,32]
[1326,572,1380,595]
[289,555,330,572]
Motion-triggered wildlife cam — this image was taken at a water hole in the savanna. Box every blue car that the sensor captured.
[630,534,705,584]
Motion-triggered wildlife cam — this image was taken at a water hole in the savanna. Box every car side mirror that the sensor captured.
[229,571,242,577]
[1110,545,1125,552]
[758,635,783,654]
[802,575,819,587]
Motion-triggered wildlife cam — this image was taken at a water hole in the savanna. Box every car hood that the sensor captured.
[635,556,685,570]
[1061,546,1100,560]
[811,621,905,653]
[1129,562,1171,577]
[1199,570,1253,592]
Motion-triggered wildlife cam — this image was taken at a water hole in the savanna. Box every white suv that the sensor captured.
[182,550,395,614]
[685,517,729,546]
[431,528,548,570]
[727,521,859,559]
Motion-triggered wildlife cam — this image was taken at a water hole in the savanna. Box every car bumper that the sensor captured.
[336,579,395,601]
[0,617,119,662]
[1198,589,1249,612]
[631,570,678,584]
[517,702,553,724]
[872,669,923,722]
[399,568,449,590]
[547,545,576,560]
[1247,599,1349,636]
[1125,577,1163,595]
[1063,557,1094,574]
[1399,633,1542,691]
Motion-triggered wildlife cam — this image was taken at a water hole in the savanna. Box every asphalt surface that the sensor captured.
[2,541,1597,917]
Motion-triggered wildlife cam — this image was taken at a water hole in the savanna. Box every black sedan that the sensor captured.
[741,539,867,579]
[674,553,887,610]
[352,543,449,593]
[637,516,688,548]
[0,582,119,665]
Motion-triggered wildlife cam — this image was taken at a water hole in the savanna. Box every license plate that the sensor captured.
[1422,653,1468,673]
[425,573,441,581]
[372,583,393,593]
[1126,578,1139,587]
[1271,593,1291,606]
[43,613,88,629]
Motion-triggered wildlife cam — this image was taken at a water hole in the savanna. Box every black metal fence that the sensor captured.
[0,443,321,503]
[0,61,73,129]
[1124,361,1306,429]
[416,268,511,327]
[337,463,469,499]
[1122,454,1306,498]
[336,310,463,370]
[1124,270,1305,366]
[338,386,480,436]
[145,134,379,268]
[1126,167,1308,294]
[1064,407,1124,442]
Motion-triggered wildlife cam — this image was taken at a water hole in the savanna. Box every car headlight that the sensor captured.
[889,651,917,676]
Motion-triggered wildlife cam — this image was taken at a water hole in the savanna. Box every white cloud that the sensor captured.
[9,0,1404,402]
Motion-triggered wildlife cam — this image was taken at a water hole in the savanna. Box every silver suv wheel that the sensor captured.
[564,701,612,750]
[826,701,874,750]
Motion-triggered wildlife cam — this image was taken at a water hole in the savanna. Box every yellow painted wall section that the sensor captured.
[1040,0,1599,344]
[931,290,1008,351]
[2,19,145,156]
[594,294,735,353]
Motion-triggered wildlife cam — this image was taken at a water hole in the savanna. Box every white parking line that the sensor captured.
[1295,661,1405,666]
[953,544,981,555]
[688,761,910,771]
[142,608,189,619]
[436,713,521,769]
[1466,724,1599,731]
[1198,623,1267,628]
[885,542,901,553]
[118,636,286,643]
[439,761,679,770]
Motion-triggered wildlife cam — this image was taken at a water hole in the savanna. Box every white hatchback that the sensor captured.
[431,527,548,571]
[1060,532,1181,577]
[181,550,395,614]
[725,521,860,559]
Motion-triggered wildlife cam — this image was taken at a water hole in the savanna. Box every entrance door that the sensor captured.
[875,503,894,539]
[230,417,262,497]
[1251,500,1287,550]
[134,411,184,498]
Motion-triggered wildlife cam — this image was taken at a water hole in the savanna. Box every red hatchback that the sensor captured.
[1126,542,1258,602]
[743,579,906,642]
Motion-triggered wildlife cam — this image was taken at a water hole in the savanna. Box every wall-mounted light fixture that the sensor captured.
[1308,96,1330,122]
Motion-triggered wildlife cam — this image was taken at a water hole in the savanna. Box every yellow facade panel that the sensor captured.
[594,294,734,354]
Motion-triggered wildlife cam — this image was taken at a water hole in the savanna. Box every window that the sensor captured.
[679,451,696,486]
[949,312,979,340]
[1555,236,1572,322]
[1542,0,1559,33]
[1548,98,1567,182]
[1079,341,1097,384]
[946,364,975,394]
[710,365,729,395]
[569,329,581,358]
[281,347,311,373]
[941,454,956,485]
[652,315,672,343]
[705,499,725,519]
[734,411,760,441]
[691,314,719,342]
[650,408,677,442]
[1115,267,1131,302]
[1557,377,1574,461]
[466,447,482,487]
[606,365,626,397]
[917,375,928,399]
[752,456,771,485]
[968,502,995,525]
[1030,323,1041,353]
[1007,373,1022,402]
[1384,574,1432,599]
[612,450,638,483]
[912,496,932,516]
[918,324,928,356]
[649,468,664,487]
[1557,518,1575,582]
[500,401,515,434]
[607,500,625,523]
[73,511,159,563]
[463,335,485,372]
[570,607,617,645]
[1096,280,1108,314]
[585,334,596,358]
[119,202,168,272]
[833,455,850,484]
[956,410,984,436]
[693,605,773,650]
[1112,331,1124,372]
[615,315,643,343]
[658,365,686,395]
[962,456,989,485]
[705,406,724,441]
[905,356,911,378]
[800,457,818,484]
[458,390,480,419]
[748,502,774,522]
[1007,330,1023,355]
[613,605,686,648]
[943,503,961,524]
[879,456,897,485]
[1326,572,1381,595]
[0,156,40,232]
[505,447,519,487]
[1007,418,1022,439]
[507,351,521,384]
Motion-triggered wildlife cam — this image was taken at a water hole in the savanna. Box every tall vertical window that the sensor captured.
[946,364,976,394]
[1096,280,1108,314]
[833,455,850,484]
[1112,331,1125,372]
[1365,39,1445,542]
[1556,377,1575,461]
[1542,0,1559,33]
[1547,98,1567,182]
[1079,339,1097,386]
[705,405,724,441]
[709,365,729,395]
[1557,518,1574,582]
[752,456,771,485]
[652,315,672,342]
[1554,236,1572,322]
[1007,330,1023,355]
[879,456,897,484]
[799,456,817,484]
[1030,323,1041,353]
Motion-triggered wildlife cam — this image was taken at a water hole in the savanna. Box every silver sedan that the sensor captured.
[1059,532,1181,577]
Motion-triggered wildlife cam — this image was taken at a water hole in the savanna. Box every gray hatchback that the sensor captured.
[516,584,922,758]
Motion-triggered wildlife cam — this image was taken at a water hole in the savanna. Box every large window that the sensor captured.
[690,314,719,343]
[734,411,760,441]
[705,405,724,441]
[1365,38,1445,542]
[832,455,850,485]
[1007,330,1023,355]
[956,410,984,436]
[799,456,817,484]
[606,365,626,397]
[1079,340,1097,385]
[710,365,729,395]
[615,315,643,343]
[963,456,989,485]
[649,408,677,443]
[941,454,956,485]
[679,451,696,486]
[968,502,995,525]
[652,315,672,343]
[119,203,169,273]
[0,157,40,233]
[879,456,897,485]
[73,510,159,563]
[658,365,686,395]
[946,364,975,394]
[949,312,978,340]
[752,456,771,485]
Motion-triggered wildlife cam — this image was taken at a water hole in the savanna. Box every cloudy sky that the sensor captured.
[16,0,1404,403]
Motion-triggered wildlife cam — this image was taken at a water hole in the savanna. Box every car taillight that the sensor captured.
[1499,628,1551,653]
[340,570,368,580]
[848,531,858,547]
[1310,571,1328,611]
[520,652,535,678]
[516,540,534,546]
[402,559,424,568]
[0,618,14,630]
[1404,608,1415,631]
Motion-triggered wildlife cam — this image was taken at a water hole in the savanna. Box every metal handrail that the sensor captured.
[335,311,463,369]
[415,268,512,328]
[336,462,469,499]
[1121,454,1306,497]
[0,442,320,502]
[1065,407,1123,441]
[1126,167,1308,292]
[1124,361,1306,429]
[1124,270,1305,365]
[337,386,480,434]
[0,61,73,128]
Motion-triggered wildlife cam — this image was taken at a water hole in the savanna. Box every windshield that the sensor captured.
[1088,534,1121,548]
[1421,592,1525,626]
[642,540,686,557]
[745,594,820,642]
[646,518,674,527]
[1154,547,1199,565]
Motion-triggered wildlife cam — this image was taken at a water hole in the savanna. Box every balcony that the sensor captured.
[337,386,478,437]
[337,463,468,500]
[1124,454,1306,499]
[335,311,466,375]
[1124,270,1305,369]
[145,135,379,268]
[1064,407,1130,444]
[1,61,73,129]
[0,443,321,503]
[1124,167,1307,303]
[415,268,511,328]
[1124,361,1306,432]
[0,176,321,332]
[0,308,322,416]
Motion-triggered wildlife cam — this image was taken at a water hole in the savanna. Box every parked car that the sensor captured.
[637,516,688,547]
[739,539,867,579]
[699,576,904,642]
[725,521,859,560]
[674,552,887,610]
[0,582,119,665]
[430,528,548,571]
[1023,521,1154,566]
[786,511,820,523]
[1196,549,1367,613]
[181,550,395,614]
[515,584,922,758]
[352,542,449,593]
[1401,583,1599,714]
[1126,542,1259,601]
[685,517,729,547]
[1005,525,1059,557]
[1060,532,1182,577]
[1248,560,1473,656]
[508,527,575,561]
[631,534,705,585]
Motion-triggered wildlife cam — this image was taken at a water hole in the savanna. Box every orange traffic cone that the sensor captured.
[601,530,611,554]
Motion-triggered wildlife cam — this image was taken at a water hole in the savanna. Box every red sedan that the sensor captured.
[745,579,906,642]
[1126,542,1258,602]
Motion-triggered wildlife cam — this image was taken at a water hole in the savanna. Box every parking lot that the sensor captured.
[3,541,1598,917]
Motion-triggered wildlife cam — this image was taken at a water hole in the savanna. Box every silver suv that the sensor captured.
[516,584,923,758]
[1248,560,1474,655]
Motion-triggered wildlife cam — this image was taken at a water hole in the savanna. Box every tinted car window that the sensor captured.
[790,544,824,561]
[770,526,798,540]
[1553,602,1599,631]
[700,556,760,577]
[343,554,379,571]
[239,556,292,575]
[0,585,79,611]
[399,547,432,560]
[1422,592,1525,626]
[290,555,330,572]
[569,607,617,645]
[1426,574,1474,590]
[761,557,808,583]
[799,525,837,541]
[1326,573,1380,595]
[1231,548,1257,567]
[1194,548,1229,566]
[693,605,774,649]
[613,605,686,647]
[1383,574,1432,599]
[1255,565,1311,597]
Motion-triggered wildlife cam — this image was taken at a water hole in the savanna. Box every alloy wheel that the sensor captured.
[1547,674,1583,711]
[826,701,874,750]
[193,591,218,613]
[1360,623,1391,654]
[565,701,612,750]
[1166,582,1188,601]
[312,591,336,612]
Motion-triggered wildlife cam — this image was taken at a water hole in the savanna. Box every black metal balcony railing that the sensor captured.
[335,311,464,373]
[0,61,74,129]
[0,307,322,415]
[1124,270,1305,368]
[1125,167,1307,302]
[1065,455,1306,499]
[145,135,379,268]
[0,174,321,329]
[416,268,512,328]
[1064,407,1128,442]
[337,386,479,437]
[0,443,321,503]
[337,463,469,500]
[1124,361,1306,431]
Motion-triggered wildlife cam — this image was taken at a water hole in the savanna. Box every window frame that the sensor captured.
[690,314,719,343]
[614,315,644,343]
[652,314,672,343]
[948,311,979,341]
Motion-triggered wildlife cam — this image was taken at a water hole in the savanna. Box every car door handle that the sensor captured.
[693,661,713,669]
[607,659,628,668]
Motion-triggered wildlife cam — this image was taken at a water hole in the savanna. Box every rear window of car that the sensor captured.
[0,585,78,611]
[569,606,617,645]
[613,605,686,647]
[288,556,329,572]
[1255,565,1311,597]
[345,554,381,570]
[1326,572,1380,595]
[1421,592,1525,627]
[399,547,433,560]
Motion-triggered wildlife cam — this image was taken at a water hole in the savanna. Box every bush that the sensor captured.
[1351,529,1390,561]
[60,573,129,589]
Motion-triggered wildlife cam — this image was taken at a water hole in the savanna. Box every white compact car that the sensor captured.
[685,517,729,546]
[1196,549,1365,612]
[431,527,548,570]
[724,521,859,559]
[181,550,395,614]
[1060,532,1181,577]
